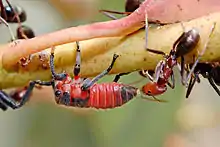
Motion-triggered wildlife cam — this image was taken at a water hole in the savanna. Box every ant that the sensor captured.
[0,0,26,23]
[0,1,39,104]
[14,25,36,67]
[0,0,28,40]
[139,23,216,101]
[185,63,220,98]
[0,81,36,111]
[15,25,35,39]
[0,42,138,111]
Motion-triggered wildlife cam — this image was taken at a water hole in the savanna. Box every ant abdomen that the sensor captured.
[125,0,141,12]
[175,29,200,58]
[16,25,35,39]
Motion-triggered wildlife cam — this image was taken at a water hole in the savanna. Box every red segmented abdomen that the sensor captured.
[87,82,138,109]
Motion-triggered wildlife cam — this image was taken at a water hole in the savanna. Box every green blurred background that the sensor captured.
[1,0,220,147]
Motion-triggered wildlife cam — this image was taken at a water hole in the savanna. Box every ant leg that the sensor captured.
[146,48,166,56]
[145,13,148,49]
[99,10,132,15]
[0,16,15,41]
[142,61,164,82]
[73,41,81,80]
[141,70,154,81]
[207,77,220,96]
[0,81,35,110]
[141,94,167,102]
[154,60,165,82]
[99,10,118,20]
[167,73,175,89]
[179,56,187,85]
[0,0,7,20]
[0,99,8,111]
[186,73,198,98]
[185,22,216,84]
[113,72,130,82]
[50,46,67,80]
[99,10,131,20]
[81,54,119,90]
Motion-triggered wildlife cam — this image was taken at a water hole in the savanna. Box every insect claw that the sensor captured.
[113,54,119,59]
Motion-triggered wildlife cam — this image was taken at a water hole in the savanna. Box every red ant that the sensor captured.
[0,42,138,111]
[140,23,216,101]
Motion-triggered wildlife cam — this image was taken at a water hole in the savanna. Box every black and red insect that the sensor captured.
[142,23,216,100]
[43,42,138,109]
[139,23,216,101]
[0,42,138,111]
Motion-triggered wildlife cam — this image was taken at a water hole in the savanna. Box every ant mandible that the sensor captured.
[140,23,216,101]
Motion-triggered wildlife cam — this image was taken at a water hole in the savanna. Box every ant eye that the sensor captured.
[55,90,62,97]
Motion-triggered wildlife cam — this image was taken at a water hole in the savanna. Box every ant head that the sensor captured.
[17,25,35,39]
[142,82,167,96]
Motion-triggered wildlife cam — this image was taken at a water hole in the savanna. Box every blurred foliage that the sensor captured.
[0,0,184,147]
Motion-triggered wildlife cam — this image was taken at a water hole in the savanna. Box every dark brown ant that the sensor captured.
[0,0,26,23]
[186,62,220,98]
[0,0,28,41]
[16,25,35,39]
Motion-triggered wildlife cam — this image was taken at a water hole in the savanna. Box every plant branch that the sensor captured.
[1,12,220,89]
[1,0,158,71]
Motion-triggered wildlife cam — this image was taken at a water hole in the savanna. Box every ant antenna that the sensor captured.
[145,12,148,49]
[0,16,15,41]
[185,22,216,84]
